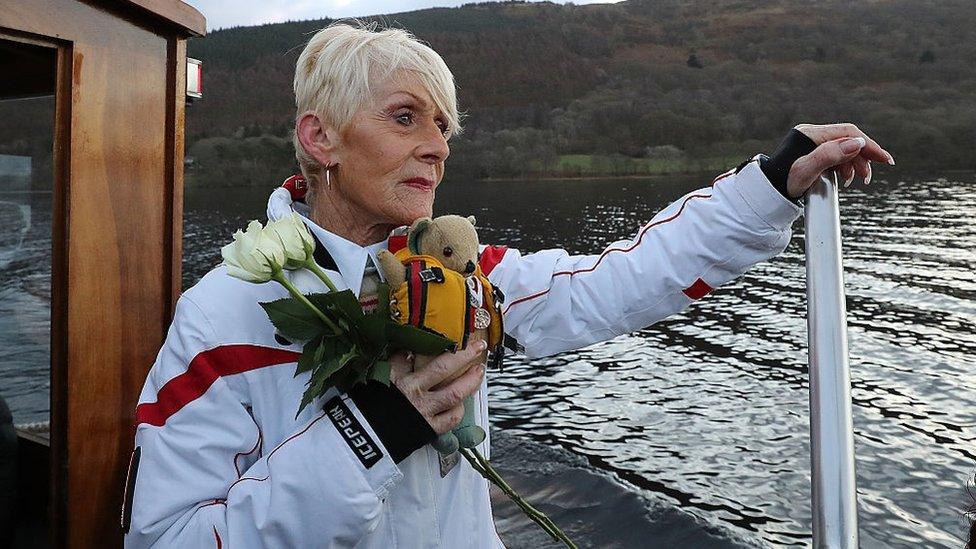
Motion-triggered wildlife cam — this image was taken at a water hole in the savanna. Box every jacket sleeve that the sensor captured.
[487,157,801,358]
[123,295,412,548]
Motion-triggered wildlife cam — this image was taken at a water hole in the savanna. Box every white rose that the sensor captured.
[221,220,286,283]
[266,212,315,270]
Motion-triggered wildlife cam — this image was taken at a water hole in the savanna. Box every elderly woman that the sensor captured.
[124,21,891,548]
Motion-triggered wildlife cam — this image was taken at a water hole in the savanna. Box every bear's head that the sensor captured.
[407,215,480,275]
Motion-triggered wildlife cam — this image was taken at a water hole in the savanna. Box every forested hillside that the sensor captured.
[184,0,974,183]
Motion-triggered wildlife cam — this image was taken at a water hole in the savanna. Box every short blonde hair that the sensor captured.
[293,20,463,175]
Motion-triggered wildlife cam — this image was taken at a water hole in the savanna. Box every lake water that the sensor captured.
[2,172,974,547]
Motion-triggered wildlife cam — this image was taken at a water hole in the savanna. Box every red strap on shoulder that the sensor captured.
[407,261,427,327]
[282,174,308,202]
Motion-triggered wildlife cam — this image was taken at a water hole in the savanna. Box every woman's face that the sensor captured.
[330,72,451,228]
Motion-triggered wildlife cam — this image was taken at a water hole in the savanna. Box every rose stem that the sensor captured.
[471,449,575,548]
[304,260,340,293]
[460,448,577,548]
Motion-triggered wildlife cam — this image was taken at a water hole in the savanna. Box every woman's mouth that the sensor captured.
[401,177,434,191]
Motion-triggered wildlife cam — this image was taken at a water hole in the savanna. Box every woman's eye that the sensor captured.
[394,110,449,137]
[443,246,453,257]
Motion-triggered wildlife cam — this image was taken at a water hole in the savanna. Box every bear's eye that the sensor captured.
[443,246,454,257]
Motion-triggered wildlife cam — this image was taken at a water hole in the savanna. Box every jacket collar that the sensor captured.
[298,214,389,297]
[267,184,409,296]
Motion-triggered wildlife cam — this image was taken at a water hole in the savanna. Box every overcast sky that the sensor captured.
[184,0,621,30]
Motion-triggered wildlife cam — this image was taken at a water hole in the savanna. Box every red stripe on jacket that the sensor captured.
[682,278,714,300]
[478,245,508,276]
[136,345,301,427]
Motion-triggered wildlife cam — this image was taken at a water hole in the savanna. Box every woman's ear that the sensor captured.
[295,111,340,166]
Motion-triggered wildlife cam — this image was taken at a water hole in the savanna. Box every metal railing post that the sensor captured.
[804,170,859,548]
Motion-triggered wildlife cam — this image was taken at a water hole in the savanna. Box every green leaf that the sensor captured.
[370,360,391,386]
[358,310,388,346]
[375,283,391,319]
[338,346,360,368]
[308,359,332,394]
[320,355,346,381]
[307,290,364,321]
[260,297,327,341]
[297,359,331,416]
[289,281,461,413]
[296,392,312,417]
[387,323,455,355]
[320,335,337,363]
[296,387,317,417]
[294,336,323,377]
[347,365,370,386]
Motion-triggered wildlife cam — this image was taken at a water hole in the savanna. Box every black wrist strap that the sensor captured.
[347,381,436,463]
[760,128,818,202]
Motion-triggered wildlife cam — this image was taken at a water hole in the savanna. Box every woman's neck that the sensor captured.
[309,189,394,247]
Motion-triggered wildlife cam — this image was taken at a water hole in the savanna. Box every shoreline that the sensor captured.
[475,166,975,183]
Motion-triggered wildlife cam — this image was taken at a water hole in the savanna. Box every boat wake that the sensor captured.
[489,429,754,548]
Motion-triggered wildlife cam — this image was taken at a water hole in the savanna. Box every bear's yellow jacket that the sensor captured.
[389,249,504,351]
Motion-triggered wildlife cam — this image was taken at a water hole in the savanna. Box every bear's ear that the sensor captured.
[408,217,432,254]
[466,215,477,227]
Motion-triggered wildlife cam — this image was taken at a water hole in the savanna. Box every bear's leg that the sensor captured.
[453,394,485,449]
[432,432,459,454]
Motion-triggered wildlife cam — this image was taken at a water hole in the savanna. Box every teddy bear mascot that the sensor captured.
[377,215,505,454]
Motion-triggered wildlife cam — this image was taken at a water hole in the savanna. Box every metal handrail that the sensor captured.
[804,170,859,548]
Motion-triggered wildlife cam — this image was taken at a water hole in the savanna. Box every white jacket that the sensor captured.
[123,157,800,548]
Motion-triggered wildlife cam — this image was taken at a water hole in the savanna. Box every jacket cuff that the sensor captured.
[759,128,818,203]
[347,381,436,463]
[733,156,802,230]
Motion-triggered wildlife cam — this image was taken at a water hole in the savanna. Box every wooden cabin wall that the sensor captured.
[1,1,187,546]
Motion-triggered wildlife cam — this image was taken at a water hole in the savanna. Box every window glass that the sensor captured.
[0,94,54,427]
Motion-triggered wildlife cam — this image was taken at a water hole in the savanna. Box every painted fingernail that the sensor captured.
[886,152,895,166]
[844,172,854,187]
[476,340,487,351]
[840,137,866,154]
[865,164,873,185]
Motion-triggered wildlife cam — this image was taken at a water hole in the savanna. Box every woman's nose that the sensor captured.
[418,120,450,163]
